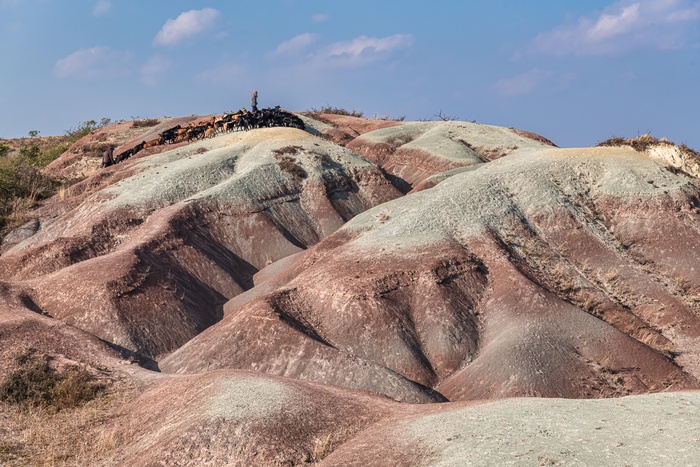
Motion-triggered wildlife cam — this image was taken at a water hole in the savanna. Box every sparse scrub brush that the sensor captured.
[0,349,103,411]
[132,118,161,128]
[307,106,365,118]
[597,133,699,155]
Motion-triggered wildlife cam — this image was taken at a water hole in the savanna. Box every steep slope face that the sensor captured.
[163,146,700,401]
[0,127,401,360]
[346,121,556,192]
[0,281,134,381]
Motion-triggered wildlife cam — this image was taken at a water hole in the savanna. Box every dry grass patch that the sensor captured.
[598,133,699,160]
[277,157,307,179]
[0,349,104,411]
[272,145,303,156]
[273,146,307,179]
[131,118,161,128]
[0,349,136,466]
[0,386,136,466]
[306,106,365,119]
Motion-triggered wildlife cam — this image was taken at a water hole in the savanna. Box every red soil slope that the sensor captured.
[2,115,700,465]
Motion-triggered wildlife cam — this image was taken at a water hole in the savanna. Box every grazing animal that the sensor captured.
[173,127,189,143]
[115,141,146,163]
[143,137,163,149]
[109,108,303,162]
[159,126,181,144]
[235,116,247,132]
[187,125,205,142]
[114,148,132,163]
[215,115,231,133]
[223,119,237,133]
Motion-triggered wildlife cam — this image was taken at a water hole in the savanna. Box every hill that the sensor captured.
[1,112,700,465]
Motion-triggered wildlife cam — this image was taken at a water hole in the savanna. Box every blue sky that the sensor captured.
[1,0,699,149]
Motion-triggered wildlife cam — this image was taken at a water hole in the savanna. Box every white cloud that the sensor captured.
[312,13,331,23]
[528,0,700,56]
[153,8,221,46]
[54,46,131,79]
[495,68,553,97]
[140,55,171,86]
[312,34,414,68]
[274,33,319,56]
[92,0,111,17]
[587,3,641,41]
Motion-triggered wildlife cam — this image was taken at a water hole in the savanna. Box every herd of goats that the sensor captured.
[104,107,305,167]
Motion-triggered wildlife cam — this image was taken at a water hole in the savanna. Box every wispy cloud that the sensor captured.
[54,46,131,79]
[310,34,414,68]
[140,55,171,86]
[92,0,111,17]
[495,68,553,96]
[153,8,221,47]
[528,0,700,56]
[274,33,319,56]
[312,13,331,23]
[196,61,246,88]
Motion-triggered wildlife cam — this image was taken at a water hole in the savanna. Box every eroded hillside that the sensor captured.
[2,113,700,465]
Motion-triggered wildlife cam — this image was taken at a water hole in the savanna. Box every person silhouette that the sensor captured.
[251,90,259,113]
[102,145,115,168]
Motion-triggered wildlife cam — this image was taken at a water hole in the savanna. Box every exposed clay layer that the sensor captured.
[347,121,555,190]
[0,128,401,359]
[3,116,700,465]
[163,147,700,401]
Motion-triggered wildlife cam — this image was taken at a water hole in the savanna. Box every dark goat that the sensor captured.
[104,109,305,169]
[187,125,206,141]
[233,115,252,132]
[115,141,145,163]
[159,125,181,144]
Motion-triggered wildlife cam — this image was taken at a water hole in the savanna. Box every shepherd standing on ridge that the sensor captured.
[250,90,259,113]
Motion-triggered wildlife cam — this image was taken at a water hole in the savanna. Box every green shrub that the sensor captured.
[0,152,59,232]
[0,117,110,235]
[64,118,110,142]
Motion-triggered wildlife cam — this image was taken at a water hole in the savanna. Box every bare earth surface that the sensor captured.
[2,114,700,465]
